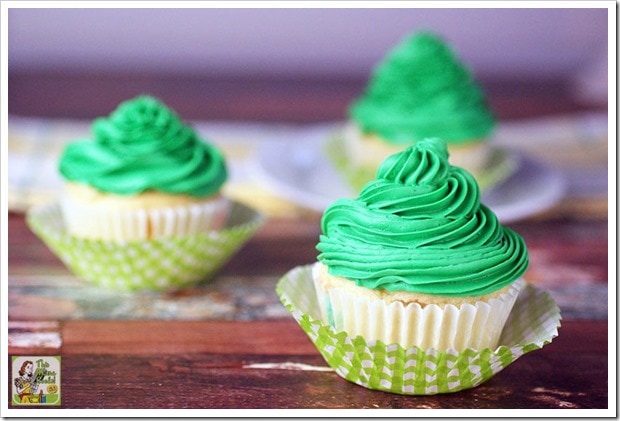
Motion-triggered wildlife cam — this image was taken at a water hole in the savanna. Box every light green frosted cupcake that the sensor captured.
[340,31,500,190]
[27,95,264,291]
[58,95,230,242]
[315,138,528,352]
[278,139,559,394]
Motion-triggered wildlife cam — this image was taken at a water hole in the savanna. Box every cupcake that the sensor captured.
[57,95,230,242]
[27,95,264,291]
[314,138,528,352]
[277,138,560,395]
[339,31,498,191]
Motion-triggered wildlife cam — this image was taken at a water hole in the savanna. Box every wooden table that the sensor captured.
[7,72,610,412]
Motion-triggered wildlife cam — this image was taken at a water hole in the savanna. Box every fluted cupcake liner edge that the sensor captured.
[276,264,561,395]
[26,201,264,292]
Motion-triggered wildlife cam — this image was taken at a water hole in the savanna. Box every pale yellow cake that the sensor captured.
[61,182,230,241]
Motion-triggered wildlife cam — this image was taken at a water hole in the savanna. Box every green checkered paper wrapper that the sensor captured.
[27,201,264,292]
[276,265,561,395]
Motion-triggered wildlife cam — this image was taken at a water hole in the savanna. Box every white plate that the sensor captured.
[255,126,566,223]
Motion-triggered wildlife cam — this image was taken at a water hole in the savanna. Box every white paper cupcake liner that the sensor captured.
[312,263,524,352]
[27,201,264,292]
[276,264,561,395]
[59,194,231,242]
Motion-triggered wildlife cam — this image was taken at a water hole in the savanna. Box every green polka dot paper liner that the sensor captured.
[276,265,561,395]
[27,201,264,292]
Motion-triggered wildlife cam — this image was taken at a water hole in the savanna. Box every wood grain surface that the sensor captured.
[7,71,610,412]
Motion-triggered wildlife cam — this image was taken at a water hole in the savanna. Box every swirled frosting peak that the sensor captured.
[59,95,227,197]
[349,31,495,144]
[377,137,450,187]
[316,138,528,297]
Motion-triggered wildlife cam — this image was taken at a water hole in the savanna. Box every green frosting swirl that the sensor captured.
[59,95,227,197]
[316,138,528,297]
[349,31,495,144]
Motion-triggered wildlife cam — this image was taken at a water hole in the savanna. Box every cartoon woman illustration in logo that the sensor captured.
[14,360,39,403]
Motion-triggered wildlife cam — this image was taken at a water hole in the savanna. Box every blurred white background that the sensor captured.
[8,7,609,100]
